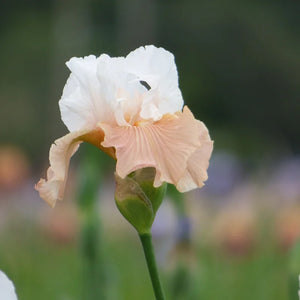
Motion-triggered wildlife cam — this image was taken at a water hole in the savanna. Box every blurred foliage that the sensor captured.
[77,144,110,300]
[0,0,299,168]
[0,1,299,298]
[288,239,300,300]
[0,218,290,300]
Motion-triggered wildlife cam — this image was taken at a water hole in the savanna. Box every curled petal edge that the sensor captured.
[35,128,115,207]
[36,106,212,207]
[176,120,213,192]
[101,106,213,192]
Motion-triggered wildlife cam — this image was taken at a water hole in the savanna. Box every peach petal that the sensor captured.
[176,121,213,192]
[101,106,213,191]
[35,128,107,207]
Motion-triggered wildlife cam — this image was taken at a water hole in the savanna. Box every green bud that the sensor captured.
[114,167,167,234]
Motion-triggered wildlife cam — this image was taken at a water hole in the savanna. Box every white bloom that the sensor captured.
[59,45,183,130]
[36,45,213,207]
[0,270,18,300]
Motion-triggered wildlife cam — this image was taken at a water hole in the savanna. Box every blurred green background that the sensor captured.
[0,0,299,299]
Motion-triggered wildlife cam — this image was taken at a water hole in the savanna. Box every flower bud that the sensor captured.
[115,168,167,234]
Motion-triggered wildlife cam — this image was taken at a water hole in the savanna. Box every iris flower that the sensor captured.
[36,45,213,207]
[0,270,18,300]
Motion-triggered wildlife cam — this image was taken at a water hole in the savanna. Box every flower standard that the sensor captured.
[36,45,213,299]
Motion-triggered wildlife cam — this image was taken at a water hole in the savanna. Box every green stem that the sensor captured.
[139,233,166,300]
[80,209,105,300]
[78,145,107,300]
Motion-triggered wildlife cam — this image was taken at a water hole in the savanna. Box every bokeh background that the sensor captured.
[0,0,299,299]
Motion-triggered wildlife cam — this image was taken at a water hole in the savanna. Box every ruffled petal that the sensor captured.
[35,128,110,207]
[59,46,184,130]
[96,54,145,126]
[101,106,212,191]
[125,45,184,120]
[59,55,102,132]
[176,121,213,192]
[60,55,124,131]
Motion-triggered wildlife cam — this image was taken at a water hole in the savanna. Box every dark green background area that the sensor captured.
[0,0,299,168]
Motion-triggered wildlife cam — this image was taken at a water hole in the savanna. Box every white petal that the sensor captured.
[125,45,184,119]
[59,55,115,132]
[97,54,145,126]
[0,270,18,300]
[59,46,184,131]
[126,45,177,90]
